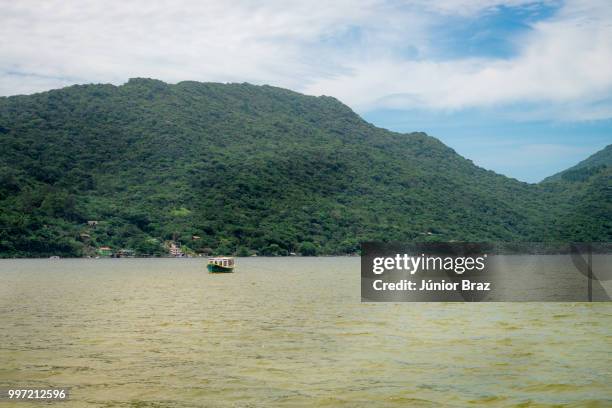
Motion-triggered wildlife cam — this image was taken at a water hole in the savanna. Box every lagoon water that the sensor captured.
[0,257,611,407]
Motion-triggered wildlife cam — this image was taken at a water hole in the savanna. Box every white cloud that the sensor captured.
[1,0,611,122]
[0,0,409,93]
[304,0,612,116]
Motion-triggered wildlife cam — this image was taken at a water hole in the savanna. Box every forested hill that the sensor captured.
[0,78,609,257]
[540,145,611,243]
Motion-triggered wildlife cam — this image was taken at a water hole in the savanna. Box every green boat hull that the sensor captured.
[207,264,234,273]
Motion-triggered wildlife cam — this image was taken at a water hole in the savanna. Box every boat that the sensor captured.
[207,257,235,273]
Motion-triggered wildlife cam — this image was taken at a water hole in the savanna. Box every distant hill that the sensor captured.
[540,144,611,241]
[544,144,611,183]
[0,79,609,257]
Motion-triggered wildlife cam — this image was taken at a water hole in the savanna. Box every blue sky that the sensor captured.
[359,1,611,181]
[1,0,611,182]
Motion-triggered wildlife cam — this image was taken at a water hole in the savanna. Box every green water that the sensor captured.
[0,258,610,407]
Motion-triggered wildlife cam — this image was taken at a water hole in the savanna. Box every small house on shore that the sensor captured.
[169,242,183,257]
[97,246,113,256]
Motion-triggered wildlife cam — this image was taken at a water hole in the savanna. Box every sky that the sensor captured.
[1,0,611,182]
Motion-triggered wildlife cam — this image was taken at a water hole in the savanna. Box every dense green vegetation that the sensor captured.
[0,79,609,257]
[541,148,611,241]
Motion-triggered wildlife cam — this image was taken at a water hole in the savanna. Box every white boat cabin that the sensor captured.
[208,257,235,268]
